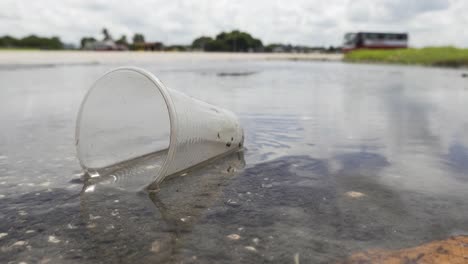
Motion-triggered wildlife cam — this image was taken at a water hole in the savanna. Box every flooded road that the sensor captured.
[1,54,468,263]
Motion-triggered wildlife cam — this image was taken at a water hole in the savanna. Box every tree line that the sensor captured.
[0,35,64,49]
[80,28,147,50]
[192,30,263,52]
[0,28,340,53]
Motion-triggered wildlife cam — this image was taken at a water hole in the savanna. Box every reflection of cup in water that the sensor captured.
[78,150,245,262]
[76,67,244,189]
[151,150,246,230]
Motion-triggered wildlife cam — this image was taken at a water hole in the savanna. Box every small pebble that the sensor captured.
[180,216,191,222]
[40,182,51,187]
[252,238,260,245]
[345,191,366,198]
[84,185,95,193]
[0,194,5,199]
[0,233,8,239]
[48,236,60,243]
[18,210,28,216]
[13,241,27,246]
[227,234,240,240]
[225,199,240,207]
[89,214,101,220]
[150,241,160,253]
[25,230,35,234]
[245,246,257,252]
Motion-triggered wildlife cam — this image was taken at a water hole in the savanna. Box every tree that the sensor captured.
[204,39,229,52]
[0,35,19,47]
[132,33,145,44]
[0,34,63,50]
[115,35,128,46]
[102,28,112,41]
[80,37,96,49]
[192,36,213,50]
[193,30,263,52]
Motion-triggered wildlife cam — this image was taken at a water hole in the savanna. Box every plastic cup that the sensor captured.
[76,67,244,188]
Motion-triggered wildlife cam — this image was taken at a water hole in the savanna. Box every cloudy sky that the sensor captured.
[0,0,467,47]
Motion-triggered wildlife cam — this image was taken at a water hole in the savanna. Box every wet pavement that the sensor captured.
[1,56,468,263]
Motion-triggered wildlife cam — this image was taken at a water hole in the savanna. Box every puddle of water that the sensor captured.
[1,57,468,263]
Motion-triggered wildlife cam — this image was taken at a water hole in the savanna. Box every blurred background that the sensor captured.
[1,0,468,51]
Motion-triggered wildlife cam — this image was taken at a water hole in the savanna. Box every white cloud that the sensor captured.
[0,0,466,47]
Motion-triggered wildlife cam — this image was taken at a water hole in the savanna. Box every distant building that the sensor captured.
[342,32,408,52]
[272,46,285,53]
[83,40,128,51]
[133,42,163,51]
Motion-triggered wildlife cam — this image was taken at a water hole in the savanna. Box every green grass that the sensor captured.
[344,47,468,67]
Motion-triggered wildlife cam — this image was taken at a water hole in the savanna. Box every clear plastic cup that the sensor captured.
[76,67,244,189]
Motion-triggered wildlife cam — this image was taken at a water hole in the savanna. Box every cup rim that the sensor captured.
[75,66,178,185]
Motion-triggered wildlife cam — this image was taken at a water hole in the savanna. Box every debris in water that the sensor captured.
[245,246,257,252]
[180,216,191,222]
[12,241,27,246]
[0,233,8,239]
[252,238,260,245]
[225,199,240,207]
[40,182,51,187]
[227,234,241,240]
[48,236,60,243]
[25,230,35,234]
[150,241,161,253]
[89,214,101,220]
[84,185,95,193]
[18,210,28,216]
[345,191,366,198]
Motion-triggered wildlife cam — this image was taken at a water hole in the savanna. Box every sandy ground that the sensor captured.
[0,51,343,65]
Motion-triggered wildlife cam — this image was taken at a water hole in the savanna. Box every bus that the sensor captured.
[342,32,408,52]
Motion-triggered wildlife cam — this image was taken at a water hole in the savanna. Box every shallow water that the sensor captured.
[1,56,468,263]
